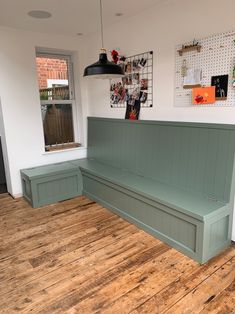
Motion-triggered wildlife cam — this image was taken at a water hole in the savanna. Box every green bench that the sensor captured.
[80,117,235,264]
[21,161,83,208]
[21,117,235,264]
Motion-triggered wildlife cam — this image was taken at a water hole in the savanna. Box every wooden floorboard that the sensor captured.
[0,194,234,314]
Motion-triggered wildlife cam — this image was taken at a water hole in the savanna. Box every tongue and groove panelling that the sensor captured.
[87,117,235,204]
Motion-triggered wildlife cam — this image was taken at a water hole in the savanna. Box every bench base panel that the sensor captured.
[22,171,83,208]
[82,171,232,264]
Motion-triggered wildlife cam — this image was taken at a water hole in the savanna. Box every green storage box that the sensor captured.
[21,161,83,208]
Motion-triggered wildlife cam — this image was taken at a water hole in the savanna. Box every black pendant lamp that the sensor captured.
[83,0,124,79]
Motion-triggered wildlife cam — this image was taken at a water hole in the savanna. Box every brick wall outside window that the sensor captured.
[36,57,68,89]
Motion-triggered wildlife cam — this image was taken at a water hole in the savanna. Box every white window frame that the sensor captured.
[36,50,79,151]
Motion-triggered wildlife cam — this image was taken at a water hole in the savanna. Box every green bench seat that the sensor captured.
[77,159,227,222]
[75,158,231,263]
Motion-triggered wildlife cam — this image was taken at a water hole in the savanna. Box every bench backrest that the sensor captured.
[87,117,235,204]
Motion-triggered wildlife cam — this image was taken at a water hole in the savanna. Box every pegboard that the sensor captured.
[175,30,235,107]
[110,51,153,108]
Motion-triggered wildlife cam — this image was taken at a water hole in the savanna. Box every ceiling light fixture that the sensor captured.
[28,10,52,19]
[83,0,124,79]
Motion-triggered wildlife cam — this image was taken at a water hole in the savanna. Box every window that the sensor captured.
[36,51,80,152]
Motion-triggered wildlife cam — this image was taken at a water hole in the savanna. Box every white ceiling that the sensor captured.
[0,0,165,36]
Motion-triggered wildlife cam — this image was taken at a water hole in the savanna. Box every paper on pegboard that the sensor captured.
[175,30,235,107]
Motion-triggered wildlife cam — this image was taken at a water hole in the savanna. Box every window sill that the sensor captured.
[45,143,81,152]
[42,145,86,155]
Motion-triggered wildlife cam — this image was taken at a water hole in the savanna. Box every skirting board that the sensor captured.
[12,193,22,199]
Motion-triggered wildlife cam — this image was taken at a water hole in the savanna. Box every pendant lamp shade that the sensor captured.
[84,49,124,79]
[83,1,124,79]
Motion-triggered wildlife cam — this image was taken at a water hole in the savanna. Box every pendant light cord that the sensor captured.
[83,0,124,77]
[100,0,104,49]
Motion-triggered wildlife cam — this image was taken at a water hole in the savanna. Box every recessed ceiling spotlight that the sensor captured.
[77,33,83,36]
[115,13,123,17]
[28,10,52,19]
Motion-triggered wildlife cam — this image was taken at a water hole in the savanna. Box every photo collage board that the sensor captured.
[110,51,153,109]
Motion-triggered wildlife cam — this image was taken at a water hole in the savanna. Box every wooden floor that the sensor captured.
[0,194,234,314]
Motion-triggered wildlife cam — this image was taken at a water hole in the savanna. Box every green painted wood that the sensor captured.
[82,117,235,263]
[78,159,227,221]
[81,164,232,264]
[87,117,235,204]
[88,117,235,130]
[82,172,200,260]
[21,162,78,179]
[78,155,233,263]
[21,161,84,208]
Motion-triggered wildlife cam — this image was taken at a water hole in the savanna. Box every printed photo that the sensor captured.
[140,91,148,103]
[110,81,127,104]
[211,75,228,100]
[133,73,140,84]
[139,58,147,68]
[192,86,216,105]
[125,75,133,85]
[111,94,120,105]
[132,59,141,71]
[132,88,140,100]
[125,62,132,74]
[122,76,127,85]
[125,99,141,120]
[140,78,148,90]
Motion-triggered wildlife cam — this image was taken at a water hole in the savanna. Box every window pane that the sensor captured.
[36,56,70,100]
[41,104,74,147]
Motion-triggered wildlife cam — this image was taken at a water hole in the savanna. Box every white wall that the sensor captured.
[85,0,235,239]
[0,99,9,187]
[0,26,89,197]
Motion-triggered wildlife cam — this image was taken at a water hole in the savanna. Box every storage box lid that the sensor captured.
[21,161,79,180]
